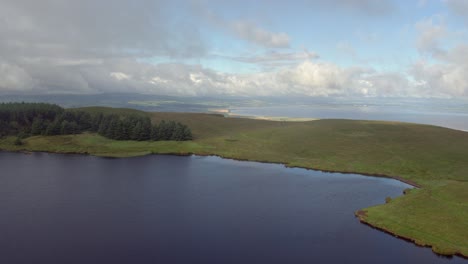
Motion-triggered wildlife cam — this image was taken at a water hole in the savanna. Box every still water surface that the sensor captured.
[0,152,465,263]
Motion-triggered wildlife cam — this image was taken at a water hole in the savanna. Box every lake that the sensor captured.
[0,152,465,263]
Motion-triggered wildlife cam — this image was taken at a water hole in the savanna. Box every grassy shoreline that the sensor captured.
[1,108,467,258]
[2,146,464,258]
[355,209,467,259]
[2,148,423,188]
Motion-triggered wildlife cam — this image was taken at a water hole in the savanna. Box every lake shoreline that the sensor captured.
[3,148,467,259]
[1,113,467,259]
[4,148,422,188]
[1,150,448,263]
[355,210,468,259]
[1,148,467,259]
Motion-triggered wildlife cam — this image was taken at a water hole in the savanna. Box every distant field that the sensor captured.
[1,107,467,258]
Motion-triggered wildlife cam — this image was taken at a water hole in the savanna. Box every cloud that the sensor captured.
[409,15,468,97]
[0,50,463,98]
[236,0,396,17]
[410,60,468,97]
[0,0,467,99]
[408,42,468,98]
[228,20,290,48]
[307,0,396,16]
[0,62,35,92]
[0,0,206,60]
[234,50,319,63]
[35,59,410,97]
[415,15,447,57]
[445,0,468,20]
[217,50,318,70]
[0,0,205,94]
[194,3,291,48]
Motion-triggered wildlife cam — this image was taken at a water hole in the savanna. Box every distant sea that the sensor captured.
[230,99,468,131]
[1,94,466,131]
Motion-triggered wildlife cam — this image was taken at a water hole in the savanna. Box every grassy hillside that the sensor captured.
[1,107,467,257]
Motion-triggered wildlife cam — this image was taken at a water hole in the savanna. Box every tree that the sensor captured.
[131,121,143,140]
[98,116,110,136]
[45,121,61,135]
[181,125,193,140]
[151,124,160,141]
[61,120,79,135]
[31,118,45,135]
[60,120,70,135]
[77,112,92,131]
[0,102,193,142]
[91,113,103,132]
[106,118,119,139]
[171,123,184,140]
[0,120,8,137]
[14,137,23,146]
[139,119,151,141]
[69,121,79,134]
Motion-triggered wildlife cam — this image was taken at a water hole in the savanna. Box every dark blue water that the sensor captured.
[0,152,465,263]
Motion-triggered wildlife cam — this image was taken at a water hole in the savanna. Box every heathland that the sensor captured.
[0,106,467,258]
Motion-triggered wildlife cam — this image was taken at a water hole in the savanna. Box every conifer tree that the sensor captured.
[0,102,193,142]
[31,118,44,135]
[151,124,160,141]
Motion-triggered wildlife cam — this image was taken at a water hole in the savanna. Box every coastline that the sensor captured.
[224,106,468,132]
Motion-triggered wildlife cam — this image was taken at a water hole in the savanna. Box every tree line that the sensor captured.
[0,102,192,141]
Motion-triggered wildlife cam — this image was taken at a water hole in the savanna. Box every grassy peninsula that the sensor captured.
[1,106,467,258]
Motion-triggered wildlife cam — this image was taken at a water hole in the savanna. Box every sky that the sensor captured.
[1,0,468,98]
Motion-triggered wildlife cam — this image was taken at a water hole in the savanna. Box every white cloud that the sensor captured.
[194,3,291,48]
[0,51,464,98]
[229,21,290,48]
[219,50,318,70]
[86,60,415,98]
[410,58,468,98]
[0,0,467,99]
[415,15,447,57]
[307,0,396,16]
[0,62,35,92]
[233,50,318,63]
[150,77,169,85]
[408,15,468,98]
[110,72,131,81]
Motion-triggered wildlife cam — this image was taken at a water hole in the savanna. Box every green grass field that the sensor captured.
[1,107,467,257]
